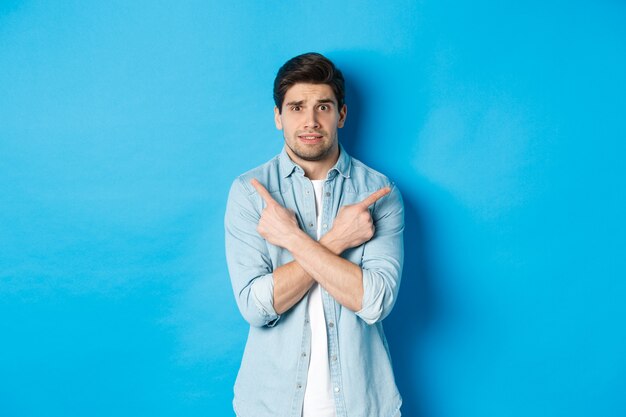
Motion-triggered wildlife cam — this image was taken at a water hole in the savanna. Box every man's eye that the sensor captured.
[319,105,328,111]
[291,106,301,111]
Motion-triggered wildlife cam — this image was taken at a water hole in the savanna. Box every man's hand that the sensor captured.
[251,179,303,249]
[322,187,391,254]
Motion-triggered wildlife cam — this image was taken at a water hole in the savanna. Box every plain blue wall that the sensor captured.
[1,1,625,416]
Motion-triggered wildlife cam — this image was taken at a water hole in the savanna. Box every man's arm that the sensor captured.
[225,178,281,327]
[225,176,387,324]
[251,179,392,313]
[353,184,404,324]
[271,199,383,313]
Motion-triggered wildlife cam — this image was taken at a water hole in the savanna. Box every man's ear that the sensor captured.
[337,104,347,128]
[274,106,283,130]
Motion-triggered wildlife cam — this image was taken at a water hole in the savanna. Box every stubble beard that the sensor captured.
[286,131,337,162]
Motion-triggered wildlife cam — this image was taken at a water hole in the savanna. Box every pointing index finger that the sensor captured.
[250,179,276,206]
[359,186,391,208]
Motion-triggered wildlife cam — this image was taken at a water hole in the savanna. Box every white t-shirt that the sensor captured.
[302,179,336,417]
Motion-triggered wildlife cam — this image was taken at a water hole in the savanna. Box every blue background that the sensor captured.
[1,1,625,416]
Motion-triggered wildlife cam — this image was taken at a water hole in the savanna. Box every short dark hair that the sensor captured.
[273,52,345,113]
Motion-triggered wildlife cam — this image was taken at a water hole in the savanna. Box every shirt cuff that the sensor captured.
[251,273,281,327]
[355,268,386,325]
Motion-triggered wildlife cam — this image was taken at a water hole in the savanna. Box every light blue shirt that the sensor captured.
[224,145,404,417]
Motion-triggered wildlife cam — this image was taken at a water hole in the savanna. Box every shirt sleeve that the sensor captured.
[355,183,404,325]
[224,177,280,327]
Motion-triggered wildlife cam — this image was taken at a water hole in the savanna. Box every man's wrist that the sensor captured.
[319,231,344,255]
[284,227,313,253]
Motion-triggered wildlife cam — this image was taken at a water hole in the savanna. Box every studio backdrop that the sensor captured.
[1,1,625,416]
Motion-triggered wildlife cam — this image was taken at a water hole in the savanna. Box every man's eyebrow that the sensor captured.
[284,98,337,107]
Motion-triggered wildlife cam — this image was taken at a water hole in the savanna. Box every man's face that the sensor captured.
[274,83,347,165]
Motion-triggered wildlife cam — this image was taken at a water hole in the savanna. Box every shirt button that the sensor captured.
[325,192,330,197]
[308,223,313,228]
[323,224,328,229]
[328,322,334,328]
[302,352,307,357]
[334,386,340,393]
[297,383,302,389]
[331,355,337,362]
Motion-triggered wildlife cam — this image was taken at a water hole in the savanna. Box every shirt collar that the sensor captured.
[278,144,352,179]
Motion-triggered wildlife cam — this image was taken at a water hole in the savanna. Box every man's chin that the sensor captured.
[285,138,339,163]
[294,148,332,162]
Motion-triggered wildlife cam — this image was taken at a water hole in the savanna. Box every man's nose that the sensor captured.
[304,110,320,129]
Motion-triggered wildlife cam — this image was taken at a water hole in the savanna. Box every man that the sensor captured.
[225,52,404,417]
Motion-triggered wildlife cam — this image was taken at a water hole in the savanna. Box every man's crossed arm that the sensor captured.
[250,179,390,314]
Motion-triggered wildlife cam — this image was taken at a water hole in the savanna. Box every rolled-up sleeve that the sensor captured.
[355,183,404,325]
[225,178,280,327]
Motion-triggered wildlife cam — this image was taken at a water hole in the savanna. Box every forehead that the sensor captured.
[283,83,337,104]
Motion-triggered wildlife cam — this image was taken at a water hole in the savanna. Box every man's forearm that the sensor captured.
[272,233,347,314]
[272,262,315,314]
[277,230,364,313]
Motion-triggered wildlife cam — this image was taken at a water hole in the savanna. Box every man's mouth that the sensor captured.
[298,133,323,143]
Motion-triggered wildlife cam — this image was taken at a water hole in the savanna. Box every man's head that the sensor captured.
[273,52,345,113]
[273,53,347,176]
